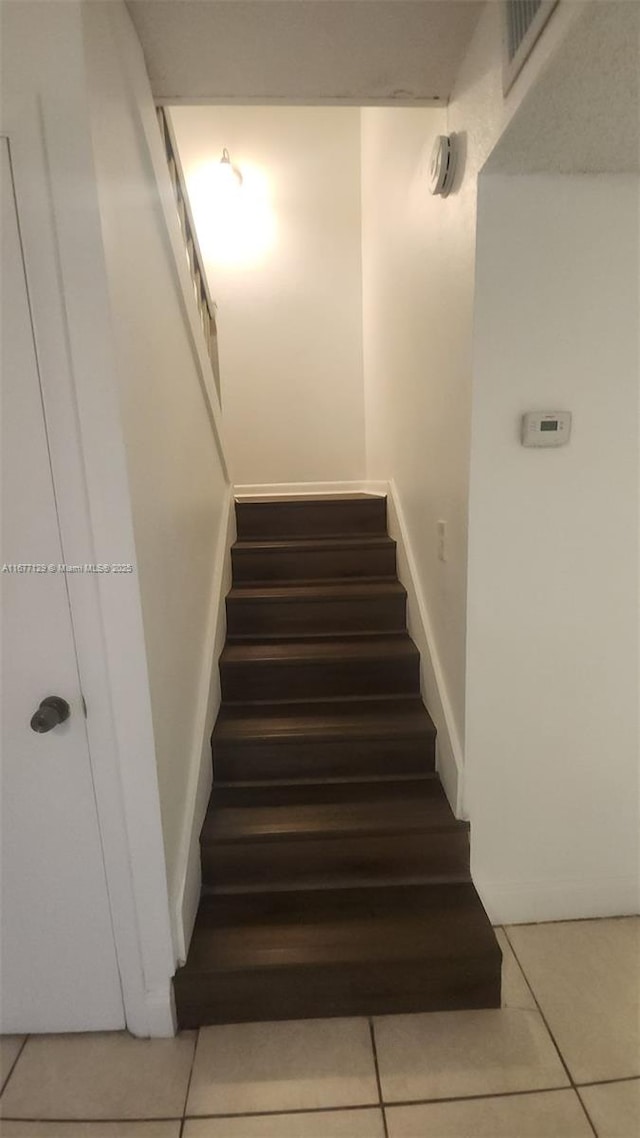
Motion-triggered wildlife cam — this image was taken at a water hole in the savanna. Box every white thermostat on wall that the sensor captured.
[521,411,571,447]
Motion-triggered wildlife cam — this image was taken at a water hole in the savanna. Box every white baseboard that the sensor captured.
[126,983,176,1038]
[385,480,464,815]
[171,485,235,964]
[234,479,388,499]
[476,873,640,926]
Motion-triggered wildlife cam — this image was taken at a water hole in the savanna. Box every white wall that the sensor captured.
[467,174,639,922]
[170,105,366,486]
[359,5,525,802]
[359,0,614,810]
[82,3,232,957]
[361,105,467,804]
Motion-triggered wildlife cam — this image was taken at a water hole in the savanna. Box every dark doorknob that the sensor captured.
[30,696,71,734]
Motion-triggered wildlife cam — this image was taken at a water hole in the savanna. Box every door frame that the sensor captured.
[1,19,176,1036]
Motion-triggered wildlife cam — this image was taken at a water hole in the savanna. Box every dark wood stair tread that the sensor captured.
[219,637,421,704]
[211,697,437,783]
[179,883,500,973]
[231,534,398,587]
[232,535,395,552]
[212,777,439,806]
[227,580,406,602]
[213,697,436,743]
[236,493,383,503]
[203,779,465,843]
[221,634,418,666]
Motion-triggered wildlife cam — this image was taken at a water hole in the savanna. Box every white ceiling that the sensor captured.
[488,1,640,174]
[126,0,484,104]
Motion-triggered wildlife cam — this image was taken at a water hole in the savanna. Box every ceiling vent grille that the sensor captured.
[507,0,543,60]
[503,0,558,93]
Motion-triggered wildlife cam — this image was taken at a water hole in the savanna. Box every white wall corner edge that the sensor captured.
[385,480,464,815]
[475,873,640,926]
[171,484,236,965]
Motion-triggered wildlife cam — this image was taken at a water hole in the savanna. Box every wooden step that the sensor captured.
[220,635,421,703]
[235,495,387,541]
[212,696,436,782]
[173,882,502,1026]
[178,493,502,1026]
[231,534,396,587]
[231,535,397,584]
[226,580,407,639]
[200,779,469,892]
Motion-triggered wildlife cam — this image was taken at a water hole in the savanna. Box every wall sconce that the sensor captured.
[187,152,275,268]
[220,147,243,188]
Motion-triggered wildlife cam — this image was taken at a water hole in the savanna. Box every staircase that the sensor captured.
[174,494,501,1026]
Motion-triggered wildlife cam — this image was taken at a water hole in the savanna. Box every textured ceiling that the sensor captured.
[126,0,483,103]
[488,1,640,174]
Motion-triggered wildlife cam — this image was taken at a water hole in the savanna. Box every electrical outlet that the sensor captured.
[437,520,447,562]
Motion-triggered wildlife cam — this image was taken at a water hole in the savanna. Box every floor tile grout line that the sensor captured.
[179,1027,200,1136]
[176,1083,585,1120]
[0,1034,29,1098]
[4,1081,623,1127]
[375,1085,587,1110]
[2,990,634,1130]
[0,1103,388,1124]
[576,1075,640,1088]
[506,914,636,928]
[368,1017,389,1138]
[0,1116,185,1124]
[179,1097,380,1115]
[180,1102,385,1121]
[502,927,599,1137]
[575,1078,640,1137]
[0,1083,587,1128]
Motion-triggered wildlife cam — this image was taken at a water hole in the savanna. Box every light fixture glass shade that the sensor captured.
[220,147,243,187]
[187,154,275,267]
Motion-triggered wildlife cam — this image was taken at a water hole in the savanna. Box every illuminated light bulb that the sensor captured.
[188,160,276,269]
[219,147,243,188]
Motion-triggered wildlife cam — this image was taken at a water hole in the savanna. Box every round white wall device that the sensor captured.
[429,134,456,197]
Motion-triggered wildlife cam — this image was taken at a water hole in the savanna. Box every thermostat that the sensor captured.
[521,411,571,447]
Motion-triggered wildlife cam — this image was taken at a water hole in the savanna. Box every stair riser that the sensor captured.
[212,778,441,809]
[232,544,397,584]
[213,736,436,782]
[236,499,387,541]
[220,655,420,702]
[226,595,407,638]
[201,830,470,890]
[175,958,502,1027]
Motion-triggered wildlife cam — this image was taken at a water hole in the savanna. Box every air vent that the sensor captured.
[503,0,558,93]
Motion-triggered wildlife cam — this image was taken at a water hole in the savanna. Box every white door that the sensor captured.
[1,140,124,1033]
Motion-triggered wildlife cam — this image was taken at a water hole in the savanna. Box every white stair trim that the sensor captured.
[385,480,464,816]
[172,485,235,964]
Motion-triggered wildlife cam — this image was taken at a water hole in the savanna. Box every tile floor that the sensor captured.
[0,918,638,1137]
